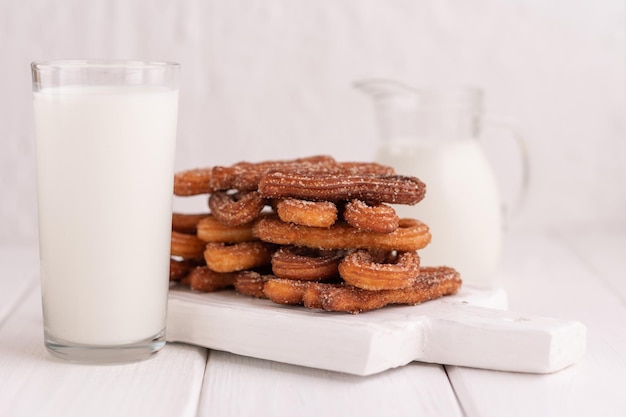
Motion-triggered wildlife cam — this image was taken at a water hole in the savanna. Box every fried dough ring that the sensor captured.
[276,198,338,228]
[203,241,275,273]
[209,156,396,192]
[253,216,431,251]
[170,231,206,260]
[210,155,337,191]
[343,200,399,233]
[263,266,461,313]
[174,168,213,196]
[233,270,271,298]
[315,266,462,313]
[263,278,318,305]
[271,246,343,281]
[170,258,194,281]
[187,266,236,292]
[209,190,266,226]
[258,172,426,205]
[172,213,209,234]
[196,214,258,243]
[338,250,420,290]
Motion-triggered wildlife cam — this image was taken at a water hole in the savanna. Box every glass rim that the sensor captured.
[31,60,180,71]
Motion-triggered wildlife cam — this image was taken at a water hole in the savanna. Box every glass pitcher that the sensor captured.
[355,79,528,288]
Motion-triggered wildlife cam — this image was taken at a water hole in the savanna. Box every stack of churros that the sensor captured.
[170,155,461,314]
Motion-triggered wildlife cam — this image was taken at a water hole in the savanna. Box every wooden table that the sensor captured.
[1,229,625,417]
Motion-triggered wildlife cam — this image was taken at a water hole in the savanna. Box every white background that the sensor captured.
[0,0,624,244]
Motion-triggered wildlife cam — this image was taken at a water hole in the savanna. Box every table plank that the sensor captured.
[0,251,209,417]
[557,227,626,303]
[199,350,463,417]
[447,231,626,417]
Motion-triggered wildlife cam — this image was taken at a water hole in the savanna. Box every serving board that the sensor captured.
[166,285,586,376]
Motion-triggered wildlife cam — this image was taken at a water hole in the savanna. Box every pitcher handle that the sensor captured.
[483,115,530,218]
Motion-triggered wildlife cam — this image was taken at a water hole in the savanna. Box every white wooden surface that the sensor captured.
[1,230,625,417]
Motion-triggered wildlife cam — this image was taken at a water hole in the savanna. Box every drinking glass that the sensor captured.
[31,60,179,363]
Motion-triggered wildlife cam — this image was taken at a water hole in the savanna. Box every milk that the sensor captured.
[34,86,178,345]
[376,139,502,287]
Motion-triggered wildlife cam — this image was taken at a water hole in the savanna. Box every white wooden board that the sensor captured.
[166,285,586,376]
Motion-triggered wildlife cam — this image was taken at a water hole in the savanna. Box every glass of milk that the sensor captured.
[356,79,528,288]
[31,61,179,363]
